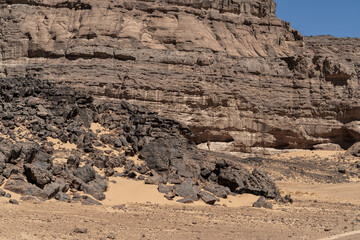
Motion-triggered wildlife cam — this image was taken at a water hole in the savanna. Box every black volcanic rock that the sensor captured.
[0,77,282,204]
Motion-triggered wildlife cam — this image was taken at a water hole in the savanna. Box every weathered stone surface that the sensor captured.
[346,142,360,157]
[73,165,96,183]
[173,178,201,199]
[83,178,107,201]
[252,196,266,208]
[313,143,343,151]
[198,191,218,205]
[82,196,102,205]
[203,183,230,198]
[158,183,172,194]
[3,0,354,205]
[55,192,71,203]
[4,179,47,199]
[1,0,358,153]
[24,163,53,187]
[218,167,279,198]
[346,122,360,141]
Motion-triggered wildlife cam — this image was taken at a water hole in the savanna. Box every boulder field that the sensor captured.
[0,77,283,204]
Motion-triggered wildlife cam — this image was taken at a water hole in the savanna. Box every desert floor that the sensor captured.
[1,150,360,240]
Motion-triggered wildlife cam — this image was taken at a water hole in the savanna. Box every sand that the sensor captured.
[104,177,259,207]
[47,137,77,151]
[1,150,360,239]
[278,181,360,204]
[90,122,112,135]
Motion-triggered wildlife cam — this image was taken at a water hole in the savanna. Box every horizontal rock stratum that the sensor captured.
[1,0,360,152]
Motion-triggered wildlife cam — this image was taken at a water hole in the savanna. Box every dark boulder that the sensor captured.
[247,169,280,198]
[203,183,230,198]
[2,165,20,179]
[73,165,96,183]
[198,191,218,205]
[0,152,7,172]
[158,183,172,194]
[73,228,87,234]
[44,182,61,199]
[218,167,250,192]
[144,171,166,185]
[253,196,273,209]
[173,178,200,200]
[218,167,280,198]
[263,202,273,209]
[43,179,68,199]
[176,196,197,204]
[4,179,47,199]
[55,192,71,202]
[0,176,4,186]
[20,142,40,164]
[140,138,190,171]
[338,166,347,174]
[9,199,19,205]
[82,196,102,205]
[82,178,107,200]
[67,155,81,168]
[0,139,22,163]
[24,163,53,187]
[252,196,266,208]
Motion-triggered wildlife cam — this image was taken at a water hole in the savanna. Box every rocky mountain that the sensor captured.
[1,0,360,153]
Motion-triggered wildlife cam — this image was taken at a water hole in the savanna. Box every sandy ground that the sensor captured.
[1,150,360,240]
[104,177,259,207]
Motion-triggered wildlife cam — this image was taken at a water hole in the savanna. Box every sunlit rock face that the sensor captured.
[1,0,359,152]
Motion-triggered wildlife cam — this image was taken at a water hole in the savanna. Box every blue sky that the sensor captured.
[275,0,360,38]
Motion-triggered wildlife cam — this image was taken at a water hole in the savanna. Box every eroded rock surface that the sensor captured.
[0,76,281,203]
[2,0,358,152]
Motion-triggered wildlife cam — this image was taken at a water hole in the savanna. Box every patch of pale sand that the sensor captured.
[90,122,111,135]
[103,177,259,207]
[222,194,260,207]
[127,154,145,165]
[13,125,34,141]
[278,181,360,204]
[52,150,70,164]
[274,150,345,159]
[0,123,36,142]
[47,137,77,150]
[0,190,22,203]
[113,167,125,172]
[103,177,179,206]
[53,157,67,164]
[95,144,113,152]
[94,166,106,176]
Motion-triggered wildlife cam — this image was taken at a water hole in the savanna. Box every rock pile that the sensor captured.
[0,77,282,204]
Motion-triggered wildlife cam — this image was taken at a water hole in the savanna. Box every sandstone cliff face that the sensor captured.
[1,0,359,152]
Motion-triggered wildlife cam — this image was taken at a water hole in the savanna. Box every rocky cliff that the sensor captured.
[1,0,360,152]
